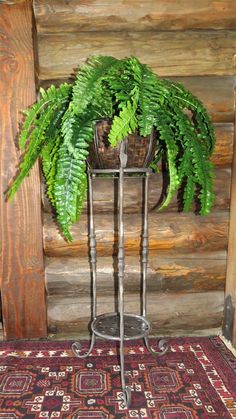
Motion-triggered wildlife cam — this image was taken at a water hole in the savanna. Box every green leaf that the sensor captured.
[72,55,119,116]
[108,86,139,146]
[8,84,71,200]
[19,83,71,150]
[53,144,87,241]
[154,113,180,210]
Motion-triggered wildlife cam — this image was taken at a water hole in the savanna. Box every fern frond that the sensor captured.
[72,55,118,115]
[61,111,94,159]
[41,138,56,178]
[154,112,180,210]
[51,116,94,240]
[8,86,71,200]
[138,64,168,136]
[41,134,62,205]
[19,83,72,150]
[53,143,87,241]
[164,104,215,214]
[165,80,215,154]
[190,138,215,214]
[182,174,195,213]
[8,104,61,200]
[90,82,113,119]
[108,86,139,146]
[41,95,71,177]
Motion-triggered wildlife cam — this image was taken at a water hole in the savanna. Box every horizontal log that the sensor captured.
[3,1,25,4]
[42,167,231,215]
[45,252,227,296]
[33,0,236,33]
[38,30,236,80]
[47,290,224,336]
[211,123,234,166]
[47,327,222,340]
[44,210,229,257]
[40,76,236,124]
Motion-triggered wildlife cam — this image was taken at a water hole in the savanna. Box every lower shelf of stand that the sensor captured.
[91,312,151,341]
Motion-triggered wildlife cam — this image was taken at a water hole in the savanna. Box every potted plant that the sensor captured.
[7,55,215,241]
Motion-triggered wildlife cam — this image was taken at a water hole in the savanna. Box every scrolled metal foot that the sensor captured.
[144,337,168,356]
[121,386,132,408]
[71,334,96,358]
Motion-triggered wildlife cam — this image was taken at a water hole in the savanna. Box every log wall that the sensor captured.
[33,0,236,339]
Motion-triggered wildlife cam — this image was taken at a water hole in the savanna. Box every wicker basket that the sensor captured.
[88,119,156,169]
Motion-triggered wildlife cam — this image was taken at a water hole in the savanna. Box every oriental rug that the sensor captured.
[0,336,235,418]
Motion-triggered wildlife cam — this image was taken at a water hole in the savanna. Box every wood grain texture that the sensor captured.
[45,252,227,296]
[0,1,47,339]
[33,0,236,33]
[43,211,229,257]
[47,291,224,336]
[211,123,234,167]
[40,76,236,124]
[47,327,222,340]
[42,168,231,215]
[37,30,236,80]
[1,1,25,4]
[225,92,236,346]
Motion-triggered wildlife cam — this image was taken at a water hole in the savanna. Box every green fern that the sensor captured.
[53,144,84,241]
[8,83,72,200]
[72,55,119,116]
[53,117,94,240]
[41,134,61,205]
[183,175,195,213]
[8,55,215,241]
[154,112,180,210]
[108,86,139,147]
[168,81,215,154]
[8,104,61,199]
[138,64,168,136]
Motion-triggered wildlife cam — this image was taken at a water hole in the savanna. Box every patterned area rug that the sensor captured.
[0,336,235,418]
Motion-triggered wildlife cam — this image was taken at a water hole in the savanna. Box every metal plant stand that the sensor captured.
[72,141,168,408]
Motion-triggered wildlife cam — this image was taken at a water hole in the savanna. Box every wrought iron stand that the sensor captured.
[72,141,168,408]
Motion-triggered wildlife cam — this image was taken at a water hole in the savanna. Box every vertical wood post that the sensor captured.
[0,0,47,339]
[224,88,236,346]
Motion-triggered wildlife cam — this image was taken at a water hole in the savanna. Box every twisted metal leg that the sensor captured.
[141,172,168,357]
[141,172,149,319]
[72,333,96,358]
[144,336,168,356]
[120,386,132,409]
[72,170,97,358]
[118,141,131,408]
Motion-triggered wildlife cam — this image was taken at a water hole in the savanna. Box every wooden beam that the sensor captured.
[225,89,236,346]
[211,123,234,167]
[33,0,236,33]
[0,1,47,339]
[47,291,224,337]
[43,211,229,257]
[37,30,236,80]
[45,253,227,296]
[2,1,25,4]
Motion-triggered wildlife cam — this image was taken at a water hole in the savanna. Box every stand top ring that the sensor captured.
[88,167,152,176]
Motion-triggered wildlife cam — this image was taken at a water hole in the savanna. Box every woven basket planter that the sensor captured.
[88,119,156,169]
